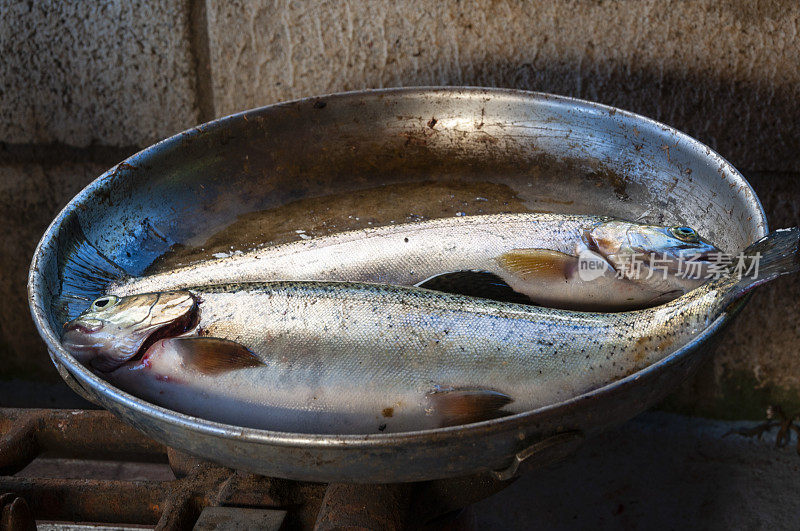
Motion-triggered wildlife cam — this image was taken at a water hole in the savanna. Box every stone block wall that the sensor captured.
[1,0,798,417]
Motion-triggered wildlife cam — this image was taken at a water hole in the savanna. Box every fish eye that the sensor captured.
[669,226,700,243]
[91,295,119,311]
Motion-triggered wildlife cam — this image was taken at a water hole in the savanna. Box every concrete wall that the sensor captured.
[3,0,798,171]
[1,0,798,417]
[1,1,198,147]
[206,0,800,173]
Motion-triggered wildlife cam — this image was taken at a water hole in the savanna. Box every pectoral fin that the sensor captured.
[497,249,579,282]
[427,387,513,427]
[168,337,264,375]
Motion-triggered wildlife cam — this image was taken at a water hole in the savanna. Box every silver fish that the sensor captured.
[110,214,721,311]
[62,228,800,434]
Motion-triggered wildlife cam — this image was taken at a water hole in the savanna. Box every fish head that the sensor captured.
[62,291,198,372]
[584,221,722,286]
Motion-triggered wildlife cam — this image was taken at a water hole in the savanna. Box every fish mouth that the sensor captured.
[126,300,201,367]
[682,248,717,261]
[640,247,716,261]
[61,319,105,360]
[63,322,96,335]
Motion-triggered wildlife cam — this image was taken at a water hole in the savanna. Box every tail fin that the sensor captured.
[721,227,800,307]
[53,215,129,322]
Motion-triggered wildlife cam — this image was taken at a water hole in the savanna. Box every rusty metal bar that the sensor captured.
[0,408,234,527]
[0,420,39,476]
[154,493,200,531]
[0,408,166,464]
[0,467,243,527]
[314,482,412,531]
[0,493,36,531]
[0,477,169,524]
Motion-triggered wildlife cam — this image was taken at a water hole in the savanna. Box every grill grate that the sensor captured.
[0,407,511,529]
[0,408,324,529]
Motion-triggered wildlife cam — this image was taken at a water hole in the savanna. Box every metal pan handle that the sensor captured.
[491,430,584,481]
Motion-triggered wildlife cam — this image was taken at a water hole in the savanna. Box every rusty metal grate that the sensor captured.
[0,408,324,529]
[0,407,513,529]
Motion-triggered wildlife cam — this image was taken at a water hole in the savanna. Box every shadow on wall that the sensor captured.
[461,60,796,174]
[208,57,800,174]
[205,0,799,173]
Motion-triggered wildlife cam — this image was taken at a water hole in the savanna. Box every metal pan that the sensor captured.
[28,88,766,483]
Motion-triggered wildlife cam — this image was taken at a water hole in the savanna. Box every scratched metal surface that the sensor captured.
[28,88,766,482]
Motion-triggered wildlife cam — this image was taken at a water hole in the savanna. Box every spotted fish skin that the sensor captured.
[97,280,714,434]
[107,214,714,311]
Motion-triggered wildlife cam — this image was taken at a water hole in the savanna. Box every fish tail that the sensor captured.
[53,215,130,321]
[720,227,800,307]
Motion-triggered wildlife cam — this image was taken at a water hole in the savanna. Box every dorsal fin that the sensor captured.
[427,387,513,427]
[497,248,579,282]
[169,337,264,375]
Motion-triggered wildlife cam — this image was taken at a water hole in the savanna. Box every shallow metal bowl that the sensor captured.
[29,88,766,483]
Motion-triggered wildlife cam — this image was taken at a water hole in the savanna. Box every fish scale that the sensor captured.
[112,213,592,292]
[107,213,717,311]
[102,279,722,433]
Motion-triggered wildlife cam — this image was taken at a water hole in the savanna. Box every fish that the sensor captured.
[107,214,721,311]
[61,227,800,434]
